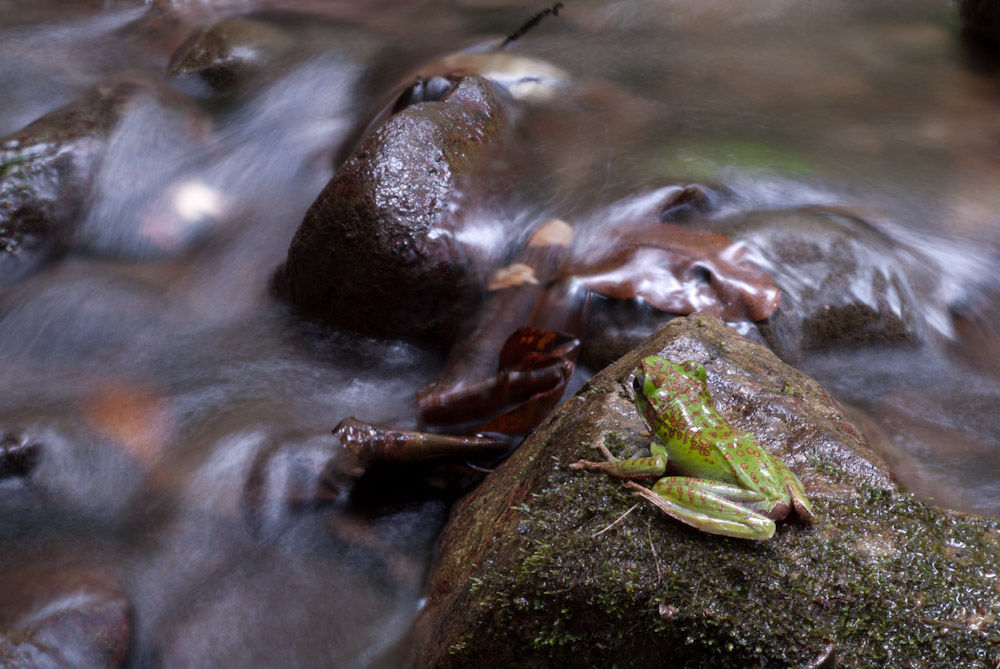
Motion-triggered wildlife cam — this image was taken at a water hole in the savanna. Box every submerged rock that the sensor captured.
[582,203,929,369]
[0,83,121,285]
[167,11,357,91]
[0,433,40,479]
[0,77,210,284]
[0,565,131,668]
[700,206,926,360]
[275,74,512,341]
[414,314,1000,666]
[169,14,290,90]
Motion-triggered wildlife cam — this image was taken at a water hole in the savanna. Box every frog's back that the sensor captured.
[661,417,748,481]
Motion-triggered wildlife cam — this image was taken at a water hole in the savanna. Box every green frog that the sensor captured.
[570,356,814,540]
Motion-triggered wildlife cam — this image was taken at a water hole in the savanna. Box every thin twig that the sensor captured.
[501,2,565,49]
[592,502,639,537]
[647,524,663,582]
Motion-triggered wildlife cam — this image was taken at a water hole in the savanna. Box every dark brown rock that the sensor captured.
[167,12,321,91]
[960,0,1000,41]
[0,566,131,668]
[0,83,120,284]
[0,433,40,479]
[275,74,512,341]
[697,207,926,360]
[413,314,1000,666]
[0,76,209,284]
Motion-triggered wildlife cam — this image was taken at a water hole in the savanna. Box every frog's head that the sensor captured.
[632,357,707,426]
[632,355,706,414]
[635,357,706,390]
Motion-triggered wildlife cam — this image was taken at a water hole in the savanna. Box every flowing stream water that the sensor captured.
[2,1,999,665]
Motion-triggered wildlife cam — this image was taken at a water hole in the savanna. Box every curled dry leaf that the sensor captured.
[418,327,579,435]
[332,417,511,465]
[567,222,781,322]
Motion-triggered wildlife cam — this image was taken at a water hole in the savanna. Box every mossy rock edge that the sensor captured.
[413,313,1000,667]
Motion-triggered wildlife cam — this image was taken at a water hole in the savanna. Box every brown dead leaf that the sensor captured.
[568,221,780,321]
[86,380,170,465]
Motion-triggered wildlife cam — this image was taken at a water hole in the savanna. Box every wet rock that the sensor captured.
[580,294,678,370]
[275,74,512,341]
[696,207,926,360]
[0,433,41,479]
[0,565,131,668]
[572,182,767,370]
[168,12,314,91]
[414,314,1000,666]
[960,0,1000,42]
[949,276,1000,375]
[0,77,210,284]
[0,85,119,285]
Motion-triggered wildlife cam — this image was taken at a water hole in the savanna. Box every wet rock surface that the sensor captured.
[960,0,1000,41]
[697,207,927,360]
[0,565,131,668]
[169,13,290,91]
[275,74,512,341]
[0,432,40,479]
[0,76,210,284]
[414,314,1000,667]
[582,203,930,370]
[167,11,356,92]
[0,83,122,285]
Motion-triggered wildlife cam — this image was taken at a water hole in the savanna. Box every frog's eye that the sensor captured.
[632,373,644,398]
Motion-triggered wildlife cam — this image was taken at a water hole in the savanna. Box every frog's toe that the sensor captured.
[792,494,815,524]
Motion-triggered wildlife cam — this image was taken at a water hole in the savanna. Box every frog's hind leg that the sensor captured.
[626,478,776,540]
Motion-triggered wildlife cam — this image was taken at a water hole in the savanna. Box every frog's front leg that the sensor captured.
[569,442,668,479]
[628,477,777,540]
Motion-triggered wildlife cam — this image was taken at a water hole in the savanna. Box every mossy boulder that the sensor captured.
[413,313,1000,667]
